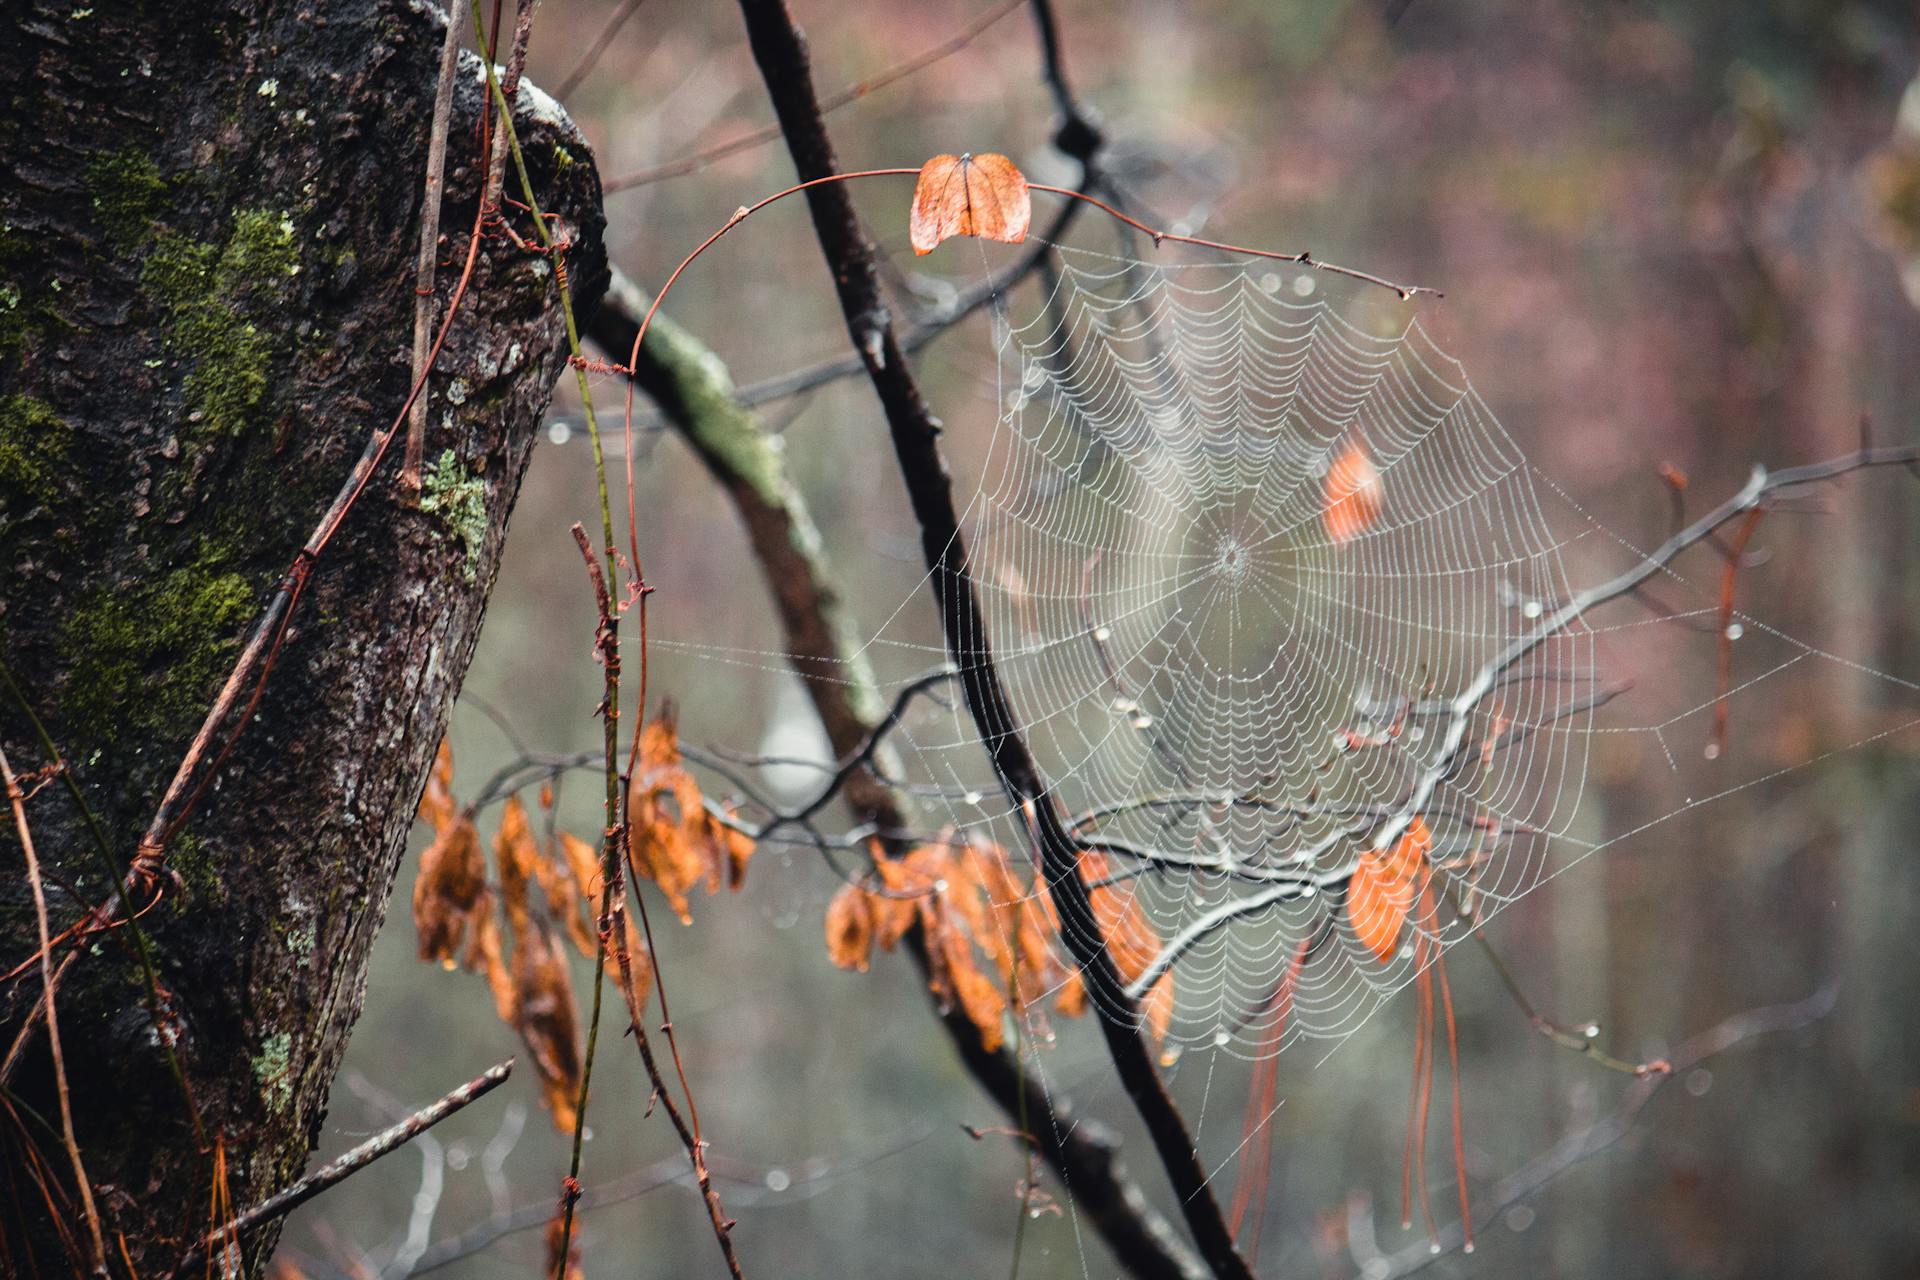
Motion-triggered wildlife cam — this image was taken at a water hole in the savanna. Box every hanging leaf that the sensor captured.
[1079,850,1175,1041]
[938,914,1009,1051]
[909,152,1031,255]
[556,836,606,955]
[413,816,488,968]
[513,921,583,1133]
[868,849,923,951]
[411,740,497,971]
[418,739,457,832]
[494,795,542,938]
[825,882,876,973]
[1346,816,1433,964]
[627,709,757,924]
[468,903,517,1023]
[1323,441,1384,544]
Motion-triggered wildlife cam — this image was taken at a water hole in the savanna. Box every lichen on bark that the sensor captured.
[0,0,607,1271]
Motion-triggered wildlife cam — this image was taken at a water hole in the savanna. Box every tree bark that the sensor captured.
[0,1,604,1272]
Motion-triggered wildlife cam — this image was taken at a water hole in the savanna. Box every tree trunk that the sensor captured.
[0,1,605,1272]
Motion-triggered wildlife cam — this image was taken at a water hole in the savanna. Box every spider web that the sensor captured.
[948,249,1597,1053]
[643,238,1920,1265]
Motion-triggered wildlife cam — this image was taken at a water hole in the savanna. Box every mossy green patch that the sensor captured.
[419,448,487,581]
[251,1031,293,1112]
[0,394,69,510]
[167,831,226,905]
[0,280,24,357]
[61,545,258,748]
[86,147,167,247]
[0,232,74,366]
[141,208,301,437]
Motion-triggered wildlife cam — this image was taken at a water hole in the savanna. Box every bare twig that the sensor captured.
[756,667,957,837]
[1368,984,1839,1278]
[401,1,467,492]
[1129,446,1920,991]
[567,526,746,1280]
[603,0,1026,192]
[0,745,106,1275]
[176,1059,514,1277]
[553,0,648,101]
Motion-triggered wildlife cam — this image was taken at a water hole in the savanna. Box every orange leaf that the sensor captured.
[417,738,457,834]
[413,816,488,967]
[513,923,583,1133]
[825,883,876,973]
[1141,971,1175,1047]
[909,152,1031,255]
[933,907,1007,1051]
[467,904,517,1022]
[1323,441,1384,544]
[626,709,755,923]
[555,832,604,958]
[494,795,541,937]
[1347,816,1433,964]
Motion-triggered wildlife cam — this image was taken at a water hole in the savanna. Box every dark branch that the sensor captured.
[587,234,1207,1280]
[177,1059,514,1276]
[732,3,1253,1275]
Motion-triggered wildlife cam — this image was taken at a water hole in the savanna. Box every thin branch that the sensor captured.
[176,1060,514,1277]
[1368,983,1839,1279]
[401,3,467,492]
[553,0,648,101]
[1028,182,1436,300]
[0,745,106,1275]
[566,526,745,1280]
[1131,446,1920,986]
[757,667,957,837]
[602,0,1026,192]
[733,2,1252,1275]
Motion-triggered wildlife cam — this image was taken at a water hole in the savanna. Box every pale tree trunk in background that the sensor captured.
[0,1,604,1271]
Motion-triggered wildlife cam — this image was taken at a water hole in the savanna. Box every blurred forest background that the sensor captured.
[282,1,1920,1277]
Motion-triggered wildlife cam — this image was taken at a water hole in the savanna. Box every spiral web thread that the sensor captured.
[632,238,1920,1074]
[625,235,1920,1261]
[879,247,1594,1059]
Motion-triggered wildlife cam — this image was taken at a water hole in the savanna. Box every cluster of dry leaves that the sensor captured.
[411,717,756,1133]
[823,840,1175,1051]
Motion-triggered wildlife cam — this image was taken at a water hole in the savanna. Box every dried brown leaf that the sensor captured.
[909,152,1031,255]
[417,738,456,834]
[825,883,876,972]
[413,817,487,967]
[513,923,583,1133]
[556,831,605,957]
[627,711,756,923]
[494,795,542,938]
[467,902,517,1023]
